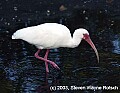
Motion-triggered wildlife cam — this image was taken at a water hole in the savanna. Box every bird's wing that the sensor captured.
[12,23,72,49]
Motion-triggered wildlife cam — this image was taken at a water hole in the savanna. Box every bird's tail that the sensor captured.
[12,29,25,40]
[12,30,21,39]
[12,34,16,39]
[12,32,18,39]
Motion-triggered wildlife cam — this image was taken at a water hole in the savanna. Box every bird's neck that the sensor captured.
[67,32,82,48]
[73,34,82,47]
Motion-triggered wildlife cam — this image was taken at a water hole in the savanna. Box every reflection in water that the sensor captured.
[36,73,61,93]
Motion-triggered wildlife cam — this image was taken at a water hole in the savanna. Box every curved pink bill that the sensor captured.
[83,34,99,63]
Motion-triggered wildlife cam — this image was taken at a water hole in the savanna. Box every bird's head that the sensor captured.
[75,28,99,63]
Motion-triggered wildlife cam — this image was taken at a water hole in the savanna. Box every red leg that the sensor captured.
[44,49,50,73]
[34,49,60,72]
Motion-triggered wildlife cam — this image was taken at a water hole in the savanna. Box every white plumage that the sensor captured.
[12,23,99,72]
[12,23,88,49]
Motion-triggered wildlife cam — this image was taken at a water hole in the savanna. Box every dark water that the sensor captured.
[0,0,120,93]
[0,23,120,93]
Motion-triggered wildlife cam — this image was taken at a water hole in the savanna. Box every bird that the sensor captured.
[12,23,99,73]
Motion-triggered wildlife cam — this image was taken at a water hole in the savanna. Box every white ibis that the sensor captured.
[12,23,99,73]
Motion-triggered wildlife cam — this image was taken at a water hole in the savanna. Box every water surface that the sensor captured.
[0,0,120,93]
[0,27,120,93]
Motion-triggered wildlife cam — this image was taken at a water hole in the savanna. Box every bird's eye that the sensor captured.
[83,34,89,39]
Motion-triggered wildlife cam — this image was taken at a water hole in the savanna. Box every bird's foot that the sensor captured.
[50,62,60,70]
